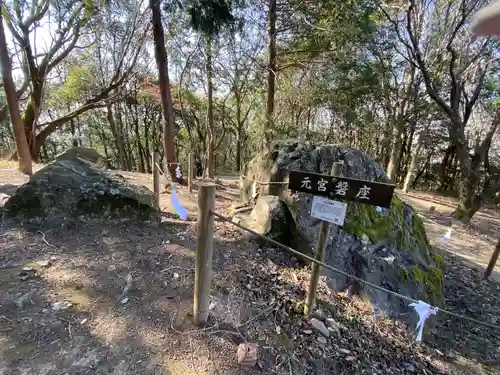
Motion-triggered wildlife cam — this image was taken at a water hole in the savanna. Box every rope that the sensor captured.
[209,209,500,331]
[154,162,166,177]
[240,174,289,185]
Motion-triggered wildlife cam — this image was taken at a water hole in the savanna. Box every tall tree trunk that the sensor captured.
[439,143,455,191]
[0,6,32,175]
[379,126,391,169]
[205,36,215,179]
[264,0,277,151]
[387,65,415,182]
[150,0,181,183]
[387,121,404,182]
[452,120,498,222]
[106,103,127,170]
[403,132,424,193]
[235,98,242,172]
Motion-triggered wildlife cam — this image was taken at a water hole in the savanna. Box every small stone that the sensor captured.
[404,362,416,372]
[317,336,327,346]
[302,329,313,335]
[107,265,116,272]
[267,259,277,270]
[312,309,326,321]
[338,348,351,354]
[209,301,217,310]
[275,325,281,335]
[327,326,340,336]
[52,301,73,311]
[310,318,329,338]
[173,273,180,280]
[381,255,395,265]
[14,290,36,309]
[120,297,129,304]
[345,356,356,361]
[360,234,370,245]
[19,267,37,281]
[80,318,88,325]
[36,260,51,267]
[325,318,338,328]
[237,343,258,367]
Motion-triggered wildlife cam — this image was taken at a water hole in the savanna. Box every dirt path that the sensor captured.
[1,165,499,375]
[398,190,500,281]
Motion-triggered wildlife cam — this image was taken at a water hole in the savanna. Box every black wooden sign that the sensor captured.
[288,170,395,208]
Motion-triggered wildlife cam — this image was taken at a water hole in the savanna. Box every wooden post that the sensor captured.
[484,238,500,279]
[152,152,160,204]
[188,153,194,193]
[304,161,344,315]
[193,181,216,325]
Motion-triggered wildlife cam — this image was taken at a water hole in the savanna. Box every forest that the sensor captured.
[0,0,499,223]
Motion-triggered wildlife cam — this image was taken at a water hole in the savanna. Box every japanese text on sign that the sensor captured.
[288,170,395,208]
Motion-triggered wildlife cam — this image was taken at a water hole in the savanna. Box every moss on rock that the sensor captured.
[343,196,406,246]
[411,265,444,306]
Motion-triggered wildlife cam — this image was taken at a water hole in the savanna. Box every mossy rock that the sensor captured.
[4,157,160,223]
[241,141,443,319]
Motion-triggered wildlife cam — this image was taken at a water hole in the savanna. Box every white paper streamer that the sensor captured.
[175,166,182,179]
[444,228,452,240]
[409,300,438,342]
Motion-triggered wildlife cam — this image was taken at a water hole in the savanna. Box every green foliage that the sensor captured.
[48,65,97,105]
[164,0,240,37]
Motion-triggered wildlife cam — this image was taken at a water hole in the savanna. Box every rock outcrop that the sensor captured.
[54,146,107,167]
[240,141,443,318]
[237,195,294,244]
[4,149,159,223]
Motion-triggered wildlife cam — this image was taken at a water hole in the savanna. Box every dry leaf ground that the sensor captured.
[0,163,499,375]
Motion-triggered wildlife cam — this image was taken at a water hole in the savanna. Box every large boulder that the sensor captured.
[54,146,107,167]
[241,141,443,318]
[4,152,160,223]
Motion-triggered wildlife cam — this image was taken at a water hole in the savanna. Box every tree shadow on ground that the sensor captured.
[0,217,498,375]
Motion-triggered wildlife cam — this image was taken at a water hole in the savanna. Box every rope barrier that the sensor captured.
[209,209,500,331]
[240,174,289,185]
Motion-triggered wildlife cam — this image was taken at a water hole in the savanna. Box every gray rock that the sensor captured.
[310,318,329,338]
[52,301,72,311]
[240,195,293,244]
[240,141,443,322]
[4,150,160,223]
[312,309,326,321]
[325,318,338,328]
[317,336,327,346]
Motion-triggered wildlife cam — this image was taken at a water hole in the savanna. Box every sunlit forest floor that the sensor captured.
[1,163,499,375]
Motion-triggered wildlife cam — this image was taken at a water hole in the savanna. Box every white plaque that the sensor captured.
[311,196,347,226]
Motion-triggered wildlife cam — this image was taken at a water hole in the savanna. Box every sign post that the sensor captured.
[304,162,344,315]
[484,238,500,279]
[292,166,395,315]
